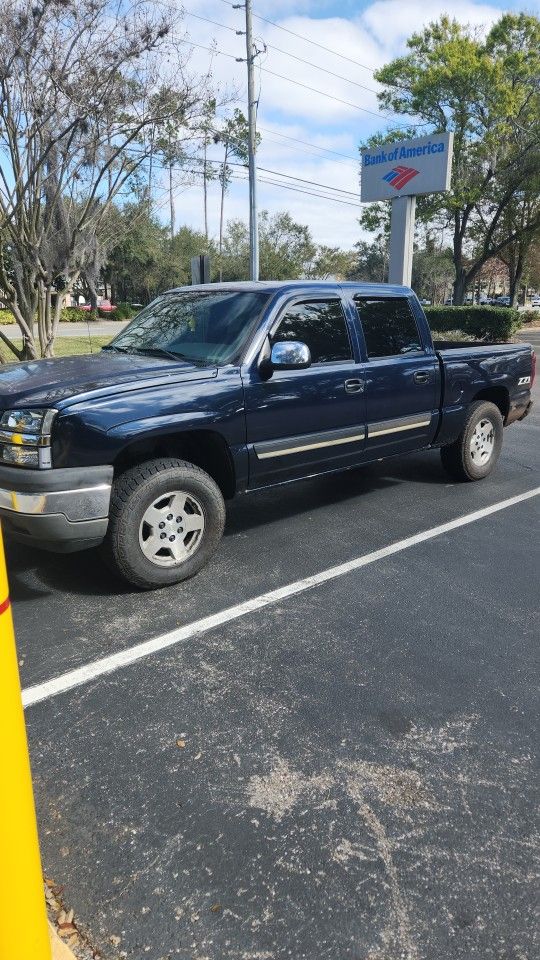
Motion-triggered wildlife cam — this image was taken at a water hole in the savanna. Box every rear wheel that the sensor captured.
[104,458,225,589]
[440,400,503,481]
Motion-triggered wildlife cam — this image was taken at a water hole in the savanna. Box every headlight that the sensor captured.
[0,408,57,434]
[0,408,57,468]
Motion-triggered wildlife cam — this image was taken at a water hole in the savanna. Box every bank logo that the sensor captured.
[382,166,419,190]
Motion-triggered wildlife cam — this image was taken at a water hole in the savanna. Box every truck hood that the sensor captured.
[0,351,216,408]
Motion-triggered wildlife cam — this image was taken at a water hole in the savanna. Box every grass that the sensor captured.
[0,335,113,363]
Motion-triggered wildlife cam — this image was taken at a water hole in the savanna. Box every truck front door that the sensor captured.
[244,296,367,488]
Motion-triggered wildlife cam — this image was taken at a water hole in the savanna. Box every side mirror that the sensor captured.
[270,341,311,370]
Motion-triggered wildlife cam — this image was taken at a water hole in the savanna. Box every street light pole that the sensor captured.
[244,0,259,281]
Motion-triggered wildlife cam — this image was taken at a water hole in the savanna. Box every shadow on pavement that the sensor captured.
[5,450,446,601]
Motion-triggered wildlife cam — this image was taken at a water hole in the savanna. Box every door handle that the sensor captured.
[345,378,365,394]
[413,371,430,384]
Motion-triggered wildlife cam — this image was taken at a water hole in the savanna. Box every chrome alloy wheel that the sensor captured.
[469,417,495,465]
[138,490,205,567]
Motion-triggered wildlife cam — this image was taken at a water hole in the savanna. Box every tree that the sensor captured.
[364,13,540,304]
[214,111,253,281]
[0,0,208,358]
[411,242,454,303]
[220,211,317,281]
[146,87,195,241]
[526,239,540,294]
[347,241,388,283]
[496,189,540,305]
[158,226,218,290]
[104,204,216,304]
[104,204,167,305]
[199,99,217,242]
[306,246,355,280]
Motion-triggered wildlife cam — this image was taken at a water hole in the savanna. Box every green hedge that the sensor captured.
[114,301,137,320]
[62,306,86,322]
[424,306,522,342]
[0,306,88,324]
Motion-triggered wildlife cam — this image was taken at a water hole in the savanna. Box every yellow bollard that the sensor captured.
[0,525,51,960]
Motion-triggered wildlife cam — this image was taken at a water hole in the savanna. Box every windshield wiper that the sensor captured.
[131,346,204,364]
[102,343,129,353]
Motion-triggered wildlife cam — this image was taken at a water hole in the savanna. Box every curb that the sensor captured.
[49,921,78,960]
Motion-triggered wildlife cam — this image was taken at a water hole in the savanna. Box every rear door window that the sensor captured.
[354,296,423,358]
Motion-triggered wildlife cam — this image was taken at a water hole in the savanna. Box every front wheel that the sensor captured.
[104,458,226,589]
[440,400,504,482]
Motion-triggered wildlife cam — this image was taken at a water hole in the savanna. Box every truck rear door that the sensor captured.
[351,294,439,454]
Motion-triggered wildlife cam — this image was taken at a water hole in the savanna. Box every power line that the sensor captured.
[179,39,398,123]
[182,8,381,96]
[260,42,381,96]
[258,128,359,163]
[124,150,362,209]
[257,165,359,198]
[260,66,392,121]
[258,132,358,169]
[233,171,362,208]
[216,0,376,76]
[126,148,359,200]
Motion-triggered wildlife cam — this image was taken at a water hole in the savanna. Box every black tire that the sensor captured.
[103,458,225,589]
[440,400,503,482]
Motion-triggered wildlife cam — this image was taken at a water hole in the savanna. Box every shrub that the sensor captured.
[114,301,137,320]
[1,306,102,323]
[60,306,86,322]
[520,309,540,325]
[424,306,522,342]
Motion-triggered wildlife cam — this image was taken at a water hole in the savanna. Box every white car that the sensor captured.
[530,296,540,308]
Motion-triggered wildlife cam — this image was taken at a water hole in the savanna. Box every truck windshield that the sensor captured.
[105,290,270,365]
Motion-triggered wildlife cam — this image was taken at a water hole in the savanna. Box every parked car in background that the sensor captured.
[494,296,511,307]
[78,299,117,312]
[0,281,534,589]
[419,298,432,306]
[530,295,540,308]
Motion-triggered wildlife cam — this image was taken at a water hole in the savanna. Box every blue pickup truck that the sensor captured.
[0,282,534,588]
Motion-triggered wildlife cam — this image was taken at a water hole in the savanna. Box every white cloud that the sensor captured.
[361,0,501,51]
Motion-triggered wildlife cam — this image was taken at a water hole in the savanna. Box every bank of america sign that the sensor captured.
[360,132,454,202]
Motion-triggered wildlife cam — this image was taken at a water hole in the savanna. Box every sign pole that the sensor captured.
[0,525,52,960]
[388,195,416,286]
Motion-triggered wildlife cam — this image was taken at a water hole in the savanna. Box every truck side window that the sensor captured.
[271,300,352,364]
[354,297,423,358]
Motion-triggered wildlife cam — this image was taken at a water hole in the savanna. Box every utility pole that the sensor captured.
[244,0,259,280]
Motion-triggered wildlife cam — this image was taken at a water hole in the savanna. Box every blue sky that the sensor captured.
[161,0,539,249]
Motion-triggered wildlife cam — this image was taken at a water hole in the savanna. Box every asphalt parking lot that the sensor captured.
[8,330,540,960]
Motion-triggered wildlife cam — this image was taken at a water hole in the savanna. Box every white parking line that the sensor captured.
[22,486,540,709]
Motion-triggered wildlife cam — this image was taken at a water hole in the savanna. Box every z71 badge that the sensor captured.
[518,376,531,386]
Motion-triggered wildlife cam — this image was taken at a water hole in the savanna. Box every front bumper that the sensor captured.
[0,464,113,552]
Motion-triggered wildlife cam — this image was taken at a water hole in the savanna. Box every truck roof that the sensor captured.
[167,280,413,297]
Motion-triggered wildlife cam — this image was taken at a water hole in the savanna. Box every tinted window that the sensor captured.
[354,297,422,358]
[109,291,270,365]
[271,300,352,364]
